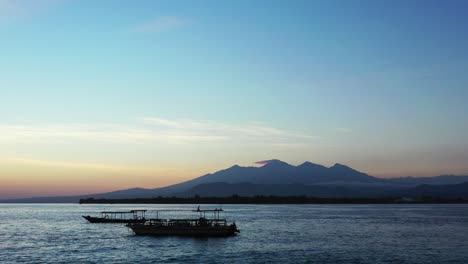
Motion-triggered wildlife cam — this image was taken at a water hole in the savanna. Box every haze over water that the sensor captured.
[1,204,467,264]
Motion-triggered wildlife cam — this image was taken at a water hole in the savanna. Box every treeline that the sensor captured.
[79,195,468,204]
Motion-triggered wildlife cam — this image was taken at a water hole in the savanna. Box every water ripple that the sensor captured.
[0,204,467,263]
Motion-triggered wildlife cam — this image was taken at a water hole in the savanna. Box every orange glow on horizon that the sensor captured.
[0,158,208,199]
[1,157,467,199]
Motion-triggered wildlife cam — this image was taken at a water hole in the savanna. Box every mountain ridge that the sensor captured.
[2,160,468,202]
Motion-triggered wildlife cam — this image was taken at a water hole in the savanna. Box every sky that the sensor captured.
[1,0,467,199]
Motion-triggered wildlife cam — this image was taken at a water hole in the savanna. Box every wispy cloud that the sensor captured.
[254,160,272,166]
[5,157,164,173]
[336,127,352,133]
[141,117,318,144]
[0,124,153,143]
[0,0,61,24]
[0,123,225,144]
[0,117,318,146]
[134,16,189,33]
[0,0,27,18]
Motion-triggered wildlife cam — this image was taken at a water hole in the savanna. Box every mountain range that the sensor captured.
[2,159,468,202]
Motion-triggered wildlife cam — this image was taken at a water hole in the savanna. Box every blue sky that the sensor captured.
[0,0,467,198]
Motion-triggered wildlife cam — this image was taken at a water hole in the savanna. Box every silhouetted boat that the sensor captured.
[82,210,147,223]
[127,207,239,236]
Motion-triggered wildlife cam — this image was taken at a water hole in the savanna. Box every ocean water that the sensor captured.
[0,204,467,264]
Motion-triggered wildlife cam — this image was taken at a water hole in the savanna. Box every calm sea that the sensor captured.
[0,204,467,263]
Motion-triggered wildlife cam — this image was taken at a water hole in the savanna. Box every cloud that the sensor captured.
[134,16,188,33]
[0,0,61,24]
[5,157,162,173]
[254,160,272,166]
[0,0,26,18]
[0,123,226,144]
[141,117,318,144]
[336,127,352,133]
[0,117,318,146]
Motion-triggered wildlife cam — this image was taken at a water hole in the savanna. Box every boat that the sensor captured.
[82,210,147,223]
[127,207,239,236]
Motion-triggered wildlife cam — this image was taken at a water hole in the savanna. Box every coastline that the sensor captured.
[78,196,468,204]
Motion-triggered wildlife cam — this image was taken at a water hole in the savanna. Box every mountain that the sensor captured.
[0,188,160,203]
[399,182,468,199]
[387,175,468,186]
[161,159,383,191]
[176,182,468,199]
[175,182,403,198]
[2,159,467,202]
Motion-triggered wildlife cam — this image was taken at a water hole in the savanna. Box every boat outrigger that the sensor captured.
[127,207,239,236]
[82,210,147,223]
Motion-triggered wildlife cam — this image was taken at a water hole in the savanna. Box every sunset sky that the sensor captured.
[1,0,468,199]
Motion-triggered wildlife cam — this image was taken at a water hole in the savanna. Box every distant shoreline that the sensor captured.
[78,196,468,204]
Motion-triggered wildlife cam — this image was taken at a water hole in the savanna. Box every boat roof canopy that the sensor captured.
[192,209,224,212]
[99,208,222,214]
[100,210,146,214]
[149,208,224,212]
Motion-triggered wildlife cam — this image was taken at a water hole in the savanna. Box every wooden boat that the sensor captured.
[82,210,147,223]
[127,208,239,236]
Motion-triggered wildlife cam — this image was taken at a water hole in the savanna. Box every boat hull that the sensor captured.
[128,224,239,237]
[82,215,146,224]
